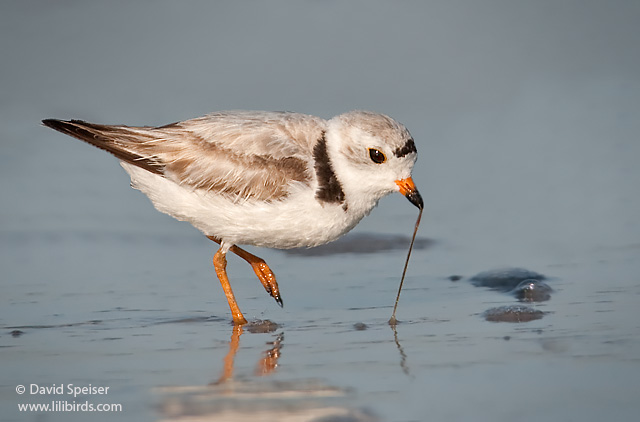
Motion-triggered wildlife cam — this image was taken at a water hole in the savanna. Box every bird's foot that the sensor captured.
[250,259,283,307]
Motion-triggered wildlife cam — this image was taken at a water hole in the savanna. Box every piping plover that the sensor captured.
[42,110,423,324]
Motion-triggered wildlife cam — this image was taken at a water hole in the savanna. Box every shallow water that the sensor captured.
[2,2,640,421]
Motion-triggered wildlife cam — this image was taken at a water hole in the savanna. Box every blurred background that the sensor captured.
[2,1,639,264]
[1,1,639,421]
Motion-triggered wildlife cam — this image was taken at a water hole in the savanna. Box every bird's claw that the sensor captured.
[251,260,283,307]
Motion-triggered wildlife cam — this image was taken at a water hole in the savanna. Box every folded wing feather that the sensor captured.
[43,111,324,201]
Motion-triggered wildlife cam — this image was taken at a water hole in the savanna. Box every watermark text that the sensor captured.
[16,383,122,413]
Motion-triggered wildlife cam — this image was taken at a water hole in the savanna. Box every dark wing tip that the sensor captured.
[42,118,66,130]
[41,118,165,176]
[42,118,110,150]
[41,118,91,137]
[42,118,80,127]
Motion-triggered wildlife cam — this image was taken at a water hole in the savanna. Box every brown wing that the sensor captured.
[42,111,325,201]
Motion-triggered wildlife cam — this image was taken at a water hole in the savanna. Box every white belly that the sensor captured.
[122,163,371,248]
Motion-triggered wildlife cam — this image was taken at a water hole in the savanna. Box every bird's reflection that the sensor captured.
[255,332,284,376]
[156,322,377,421]
[214,321,283,384]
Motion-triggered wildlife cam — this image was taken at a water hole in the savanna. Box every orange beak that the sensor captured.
[395,177,424,209]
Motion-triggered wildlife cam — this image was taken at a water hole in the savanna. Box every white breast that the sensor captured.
[122,162,373,249]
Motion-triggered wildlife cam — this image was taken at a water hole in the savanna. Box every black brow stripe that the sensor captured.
[313,132,345,205]
[394,138,417,158]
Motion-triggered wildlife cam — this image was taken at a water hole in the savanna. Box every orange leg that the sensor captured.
[207,236,282,307]
[213,247,247,325]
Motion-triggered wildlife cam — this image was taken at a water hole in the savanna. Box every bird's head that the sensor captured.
[326,111,423,211]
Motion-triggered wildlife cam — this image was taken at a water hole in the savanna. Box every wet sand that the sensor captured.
[2,229,640,421]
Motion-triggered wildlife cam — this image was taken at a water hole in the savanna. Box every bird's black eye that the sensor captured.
[368,148,386,164]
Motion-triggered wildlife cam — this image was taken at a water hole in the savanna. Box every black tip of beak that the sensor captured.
[406,189,424,209]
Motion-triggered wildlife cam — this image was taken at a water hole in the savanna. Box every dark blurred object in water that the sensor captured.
[470,267,546,291]
[245,319,280,334]
[512,279,553,302]
[483,305,545,323]
[282,232,432,256]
